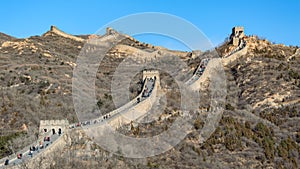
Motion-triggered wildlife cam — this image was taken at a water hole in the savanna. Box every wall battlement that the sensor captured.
[40,119,69,126]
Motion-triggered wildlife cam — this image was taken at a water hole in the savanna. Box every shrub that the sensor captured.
[277,137,300,167]
[224,133,242,151]
[147,161,159,168]
[194,117,204,130]
[262,136,275,160]
[0,132,25,158]
[96,99,103,108]
[254,122,273,138]
[288,70,300,79]
[225,103,235,111]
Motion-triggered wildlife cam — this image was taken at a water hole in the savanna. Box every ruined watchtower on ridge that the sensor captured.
[38,120,69,138]
[230,26,245,46]
[106,27,117,35]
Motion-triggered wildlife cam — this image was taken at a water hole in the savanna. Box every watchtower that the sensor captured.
[38,120,69,138]
[142,70,160,89]
[230,26,245,46]
[106,27,117,35]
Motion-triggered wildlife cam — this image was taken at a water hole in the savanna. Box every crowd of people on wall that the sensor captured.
[2,77,157,167]
[3,130,59,166]
[185,58,211,85]
[69,77,156,130]
[142,77,155,98]
[194,58,210,77]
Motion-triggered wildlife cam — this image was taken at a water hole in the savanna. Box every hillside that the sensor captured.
[0,33,15,45]
[0,26,299,168]
[0,26,193,158]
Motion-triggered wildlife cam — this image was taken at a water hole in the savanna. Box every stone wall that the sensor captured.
[189,58,221,91]
[287,48,300,61]
[84,70,160,129]
[43,26,85,42]
[7,132,69,169]
[222,45,248,66]
[107,78,158,128]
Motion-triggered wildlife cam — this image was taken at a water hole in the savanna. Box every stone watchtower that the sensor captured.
[106,27,117,35]
[230,26,245,46]
[142,70,159,80]
[38,120,69,138]
[142,70,160,89]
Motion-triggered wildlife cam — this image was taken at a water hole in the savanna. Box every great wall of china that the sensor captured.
[43,26,85,42]
[0,26,265,168]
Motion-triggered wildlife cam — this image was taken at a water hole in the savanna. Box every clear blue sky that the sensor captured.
[0,0,299,51]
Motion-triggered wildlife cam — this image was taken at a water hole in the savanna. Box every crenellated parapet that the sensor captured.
[142,70,160,89]
[38,119,69,139]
